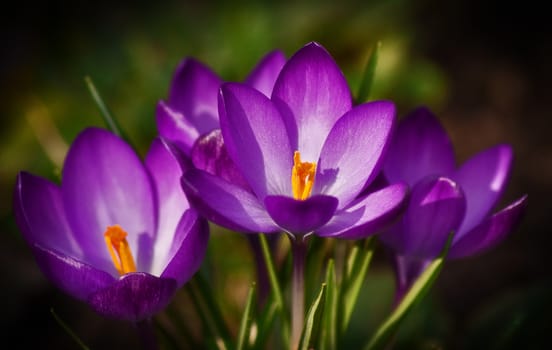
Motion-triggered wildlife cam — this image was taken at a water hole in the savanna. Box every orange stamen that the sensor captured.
[291,151,316,200]
[104,225,136,275]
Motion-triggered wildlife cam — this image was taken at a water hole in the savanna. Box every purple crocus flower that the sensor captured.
[379,107,528,300]
[13,128,209,321]
[156,50,287,156]
[181,42,408,239]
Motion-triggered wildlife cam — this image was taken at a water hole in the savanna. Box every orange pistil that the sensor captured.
[104,225,136,275]
[291,151,316,200]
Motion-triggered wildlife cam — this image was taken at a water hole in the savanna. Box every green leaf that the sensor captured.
[237,282,257,350]
[259,234,285,314]
[50,308,90,350]
[187,273,231,350]
[340,238,375,334]
[364,233,454,350]
[298,283,327,350]
[84,76,129,141]
[321,259,338,350]
[355,41,381,104]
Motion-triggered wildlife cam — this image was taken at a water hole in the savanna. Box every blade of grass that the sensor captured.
[237,282,257,350]
[364,233,454,350]
[321,259,337,350]
[355,41,381,104]
[50,308,90,350]
[298,283,327,350]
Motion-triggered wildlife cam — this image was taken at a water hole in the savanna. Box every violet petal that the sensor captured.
[264,195,338,235]
[314,101,396,208]
[384,107,456,186]
[219,83,293,198]
[182,168,279,233]
[316,183,408,239]
[449,195,528,259]
[245,50,287,97]
[156,101,200,155]
[88,272,177,321]
[272,42,352,162]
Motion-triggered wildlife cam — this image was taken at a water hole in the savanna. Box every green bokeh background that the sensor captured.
[1,0,550,348]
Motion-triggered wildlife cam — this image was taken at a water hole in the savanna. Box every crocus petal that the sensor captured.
[264,195,338,235]
[380,177,466,258]
[314,101,396,208]
[452,144,513,235]
[316,183,408,239]
[167,58,221,135]
[384,107,456,186]
[272,42,352,162]
[245,50,287,97]
[145,138,190,275]
[449,195,528,259]
[61,128,156,274]
[14,172,81,258]
[219,83,293,198]
[161,209,209,286]
[156,101,200,155]
[30,243,115,301]
[191,129,251,190]
[182,168,280,233]
[88,272,177,321]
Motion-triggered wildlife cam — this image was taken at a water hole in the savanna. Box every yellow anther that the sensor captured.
[291,151,316,200]
[104,225,136,275]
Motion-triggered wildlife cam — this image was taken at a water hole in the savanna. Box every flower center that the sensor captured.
[104,225,136,275]
[291,151,316,200]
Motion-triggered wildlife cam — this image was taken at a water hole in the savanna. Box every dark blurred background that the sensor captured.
[1,0,550,348]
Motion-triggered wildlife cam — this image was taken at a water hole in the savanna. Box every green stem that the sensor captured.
[290,235,308,350]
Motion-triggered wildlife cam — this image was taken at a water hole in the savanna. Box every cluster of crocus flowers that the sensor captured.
[379,107,528,301]
[14,128,209,321]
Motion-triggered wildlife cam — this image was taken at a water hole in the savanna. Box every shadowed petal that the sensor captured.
[453,144,513,235]
[219,83,293,198]
[182,168,279,233]
[314,101,396,208]
[191,129,251,190]
[161,209,209,286]
[167,58,221,135]
[245,50,286,97]
[316,183,408,239]
[14,172,81,258]
[61,128,156,273]
[156,101,200,155]
[380,177,466,258]
[145,138,190,275]
[384,107,455,186]
[450,195,528,259]
[31,243,115,301]
[272,42,352,162]
[264,195,338,235]
[88,272,177,321]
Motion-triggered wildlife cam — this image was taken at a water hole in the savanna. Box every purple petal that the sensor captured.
[156,101,200,155]
[167,58,221,135]
[87,272,177,321]
[314,101,396,208]
[384,107,455,186]
[264,195,338,235]
[191,129,251,190]
[380,177,466,258]
[182,168,279,233]
[245,50,287,97]
[160,209,209,286]
[272,42,352,162]
[316,183,408,239]
[452,144,513,235]
[14,172,81,258]
[30,243,115,301]
[219,83,293,198]
[145,138,191,275]
[449,195,528,259]
[61,128,156,274]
